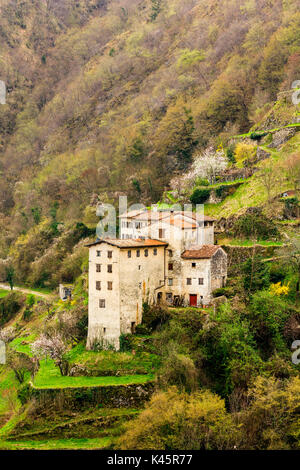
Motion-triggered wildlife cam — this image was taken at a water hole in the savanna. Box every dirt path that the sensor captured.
[0,283,53,300]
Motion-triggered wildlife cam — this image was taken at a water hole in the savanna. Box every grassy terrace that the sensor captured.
[218,238,283,247]
[33,359,154,389]
[0,437,111,450]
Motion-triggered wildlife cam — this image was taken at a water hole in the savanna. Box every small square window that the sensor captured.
[96,264,101,273]
[153,248,157,256]
[107,264,112,273]
[103,327,106,334]
[99,299,105,308]
[107,251,112,259]
[96,281,101,291]
[198,278,204,285]
[187,278,192,285]
[192,262,196,268]
[144,249,148,257]
[128,250,131,258]
[107,281,113,290]
[168,278,173,286]
[159,228,166,238]
[96,250,101,257]
[168,263,173,271]
[136,249,140,257]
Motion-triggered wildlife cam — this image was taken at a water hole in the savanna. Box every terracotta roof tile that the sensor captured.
[86,238,168,248]
[181,245,222,259]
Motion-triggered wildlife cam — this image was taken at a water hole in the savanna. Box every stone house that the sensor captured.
[86,209,227,350]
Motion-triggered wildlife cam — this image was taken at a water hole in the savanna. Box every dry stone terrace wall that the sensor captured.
[222,245,280,275]
[26,382,155,411]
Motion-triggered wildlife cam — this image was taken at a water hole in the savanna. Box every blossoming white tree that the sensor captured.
[183,147,228,186]
[32,333,69,376]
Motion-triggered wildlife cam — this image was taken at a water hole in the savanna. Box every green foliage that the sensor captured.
[150,0,162,22]
[5,266,15,291]
[0,292,23,327]
[142,303,170,331]
[190,188,210,204]
[249,291,289,352]
[119,387,241,450]
[242,255,270,293]
[250,131,268,140]
[233,210,279,240]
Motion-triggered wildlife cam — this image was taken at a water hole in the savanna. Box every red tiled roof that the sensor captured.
[181,245,222,259]
[86,238,168,248]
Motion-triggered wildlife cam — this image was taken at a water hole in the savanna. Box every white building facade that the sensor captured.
[87,209,227,350]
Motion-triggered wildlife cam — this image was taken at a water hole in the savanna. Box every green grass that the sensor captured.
[0,289,9,299]
[0,437,111,450]
[10,335,36,356]
[33,359,154,389]
[205,133,300,218]
[218,238,283,247]
[67,343,160,374]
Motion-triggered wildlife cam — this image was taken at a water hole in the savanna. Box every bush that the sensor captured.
[159,348,198,392]
[142,303,170,331]
[249,291,289,352]
[0,292,23,327]
[233,210,279,240]
[242,255,270,293]
[119,387,241,450]
[212,287,235,298]
[250,131,268,140]
[190,188,211,204]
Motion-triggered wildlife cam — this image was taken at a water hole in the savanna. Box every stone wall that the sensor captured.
[222,245,280,275]
[28,381,155,411]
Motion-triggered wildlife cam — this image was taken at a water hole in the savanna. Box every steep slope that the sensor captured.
[0,0,299,285]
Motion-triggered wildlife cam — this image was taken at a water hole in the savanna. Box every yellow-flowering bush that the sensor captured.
[269,282,290,296]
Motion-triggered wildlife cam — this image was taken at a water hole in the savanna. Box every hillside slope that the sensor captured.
[0,0,299,285]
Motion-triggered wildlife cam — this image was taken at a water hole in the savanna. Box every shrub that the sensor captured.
[119,387,241,450]
[190,188,210,204]
[242,255,270,293]
[142,303,170,331]
[212,287,235,298]
[0,292,23,327]
[250,131,268,140]
[233,210,279,240]
[249,290,289,352]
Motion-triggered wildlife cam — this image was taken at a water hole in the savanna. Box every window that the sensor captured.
[99,299,105,308]
[166,293,173,303]
[107,264,112,273]
[96,264,101,273]
[168,250,173,257]
[187,278,192,285]
[107,251,112,259]
[198,278,204,285]
[168,263,173,271]
[168,278,173,286]
[96,250,101,257]
[138,265,141,270]
[144,249,148,257]
[103,327,106,334]
[136,249,140,257]
[107,281,113,290]
[192,262,196,268]
[159,228,166,238]
[128,250,131,258]
[153,248,157,256]
[96,281,101,291]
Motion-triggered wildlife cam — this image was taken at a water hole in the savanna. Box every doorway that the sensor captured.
[189,294,197,307]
